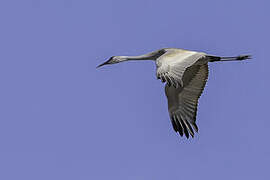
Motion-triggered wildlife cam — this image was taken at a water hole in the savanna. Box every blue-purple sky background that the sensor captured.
[0,0,269,179]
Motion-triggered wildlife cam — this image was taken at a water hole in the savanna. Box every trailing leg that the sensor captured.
[207,55,252,62]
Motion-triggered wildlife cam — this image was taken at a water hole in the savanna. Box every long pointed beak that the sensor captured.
[96,61,108,68]
[96,59,111,68]
[97,57,114,68]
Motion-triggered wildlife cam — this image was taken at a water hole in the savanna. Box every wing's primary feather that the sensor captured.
[165,64,209,138]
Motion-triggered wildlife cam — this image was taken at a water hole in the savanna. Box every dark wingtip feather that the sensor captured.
[178,131,184,137]
[171,116,178,132]
[191,123,198,132]
[171,114,199,139]
[180,119,189,139]
[185,120,194,137]
[174,115,184,136]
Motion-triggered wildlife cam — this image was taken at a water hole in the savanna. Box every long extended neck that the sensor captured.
[120,49,165,61]
[120,55,153,60]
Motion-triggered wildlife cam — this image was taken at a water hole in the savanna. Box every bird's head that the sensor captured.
[97,56,126,68]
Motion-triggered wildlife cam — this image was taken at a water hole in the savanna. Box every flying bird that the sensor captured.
[97,48,251,138]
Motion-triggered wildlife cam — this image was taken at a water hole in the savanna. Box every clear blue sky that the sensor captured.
[0,0,269,179]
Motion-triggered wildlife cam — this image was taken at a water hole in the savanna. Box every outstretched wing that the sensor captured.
[156,49,206,88]
[165,64,209,138]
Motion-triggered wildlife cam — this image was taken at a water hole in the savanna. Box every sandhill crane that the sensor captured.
[97,48,251,138]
